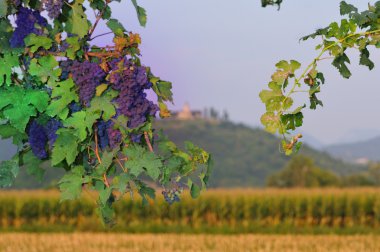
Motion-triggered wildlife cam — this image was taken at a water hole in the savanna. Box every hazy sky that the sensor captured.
[96,1,380,144]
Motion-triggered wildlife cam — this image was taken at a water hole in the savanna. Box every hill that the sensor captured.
[155,119,367,187]
[326,136,380,163]
[0,119,367,188]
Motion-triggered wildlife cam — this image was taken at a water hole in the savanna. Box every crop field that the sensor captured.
[2,188,380,234]
[0,233,380,252]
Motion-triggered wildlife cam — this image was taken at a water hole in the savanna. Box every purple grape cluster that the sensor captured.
[44,0,63,19]
[97,120,110,149]
[109,59,159,128]
[68,61,106,106]
[28,121,49,159]
[162,186,183,205]
[28,119,62,159]
[107,122,122,148]
[10,7,47,48]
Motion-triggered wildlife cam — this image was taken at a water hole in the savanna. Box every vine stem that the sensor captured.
[94,128,110,188]
[144,132,154,152]
[90,31,114,41]
[88,0,110,39]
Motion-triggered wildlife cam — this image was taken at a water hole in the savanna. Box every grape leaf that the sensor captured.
[52,129,79,166]
[29,55,61,86]
[59,165,88,201]
[340,1,358,15]
[0,86,49,131]
[88,91,118,121]
[64,110,98,141]
[332,53,351,78]
[0,19,12,51]
[359,47,374,70]
[0,52,20,86]
[47,79,79,120]
[131,0,147,27]
[65,36,81,60]
[261,112,280,134]
[124,145,162,180]
[107,19,126,37]
[0,0,7,18]
[24,34,53,53]
[22,151,45,182]
[0,124,26,144]
[0,159,19,188]
[113,173,131,194]
[66,0,90,38]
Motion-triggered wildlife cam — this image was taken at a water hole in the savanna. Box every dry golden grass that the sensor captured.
[0,233,379,252]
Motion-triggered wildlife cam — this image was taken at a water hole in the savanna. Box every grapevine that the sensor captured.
[260,1,380,155]
[0,0,212,226]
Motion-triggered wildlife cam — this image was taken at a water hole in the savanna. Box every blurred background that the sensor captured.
[1,0,380,251]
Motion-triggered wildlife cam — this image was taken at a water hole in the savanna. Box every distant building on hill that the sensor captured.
[172,103,203,120]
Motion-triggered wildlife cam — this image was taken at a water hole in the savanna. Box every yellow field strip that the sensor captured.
[0,233,379,252]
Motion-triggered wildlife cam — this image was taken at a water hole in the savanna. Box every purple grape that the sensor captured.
[109,59,158,128]
[44,0,63,19]
[97,120,110,149]
[69,61,106,106]
[10,7,47,48]
[28,121,48,159]
[45,119,62,146]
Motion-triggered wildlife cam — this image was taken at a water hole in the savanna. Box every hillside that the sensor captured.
[155,119,367,187]
[326,136,380,163]
[0,119,367,188]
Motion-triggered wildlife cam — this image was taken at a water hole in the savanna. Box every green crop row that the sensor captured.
[1,189,380,233]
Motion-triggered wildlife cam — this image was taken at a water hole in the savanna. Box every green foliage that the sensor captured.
[260,1,380,154]
[267,155,341,188]
[0,0,211,226]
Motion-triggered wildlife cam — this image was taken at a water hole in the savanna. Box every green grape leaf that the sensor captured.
[0,159,19,188]
[106,19,126,37]
[52,129,79,166]
[151,78,174,102]
[0,52,20,86]
[24,34,53,53]
[281,111,303,131]
[97,149,119,175]
[138,184,155,206]
[22,151,45,182]
[64,110,98,141]
[88,91,118,121]
[66,0,90,38]
[0,87,49,131]
[47,79,79,120]
[359,47,374,70]
[0,124,26,144]
[131,0,147,27]
[332,53,351,78]
[188,179,201,199]
[65,36,81,60]
[113,173,131,194]
[59,165,88,201]
[0,19,12,51]
[340,1,358,15]
[29,55,61,86]
[124,145,163,180]
[0,0,7,18]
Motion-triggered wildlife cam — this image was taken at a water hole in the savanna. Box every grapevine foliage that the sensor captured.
[260,1,380,155]
[0,0,212,226]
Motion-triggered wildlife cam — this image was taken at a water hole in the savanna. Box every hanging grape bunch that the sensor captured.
[0,0,212,225]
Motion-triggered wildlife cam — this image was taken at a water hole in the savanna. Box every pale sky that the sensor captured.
[96,0,380,145]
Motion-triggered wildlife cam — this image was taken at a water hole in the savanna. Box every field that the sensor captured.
[2,188,380,234]
[0,233,379,252]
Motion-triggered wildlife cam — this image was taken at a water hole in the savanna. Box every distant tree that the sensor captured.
[368,162,380,186]
[222,110,230,122]
[266,155,340,188]
[341,174,374,187]
[209,107,219,120]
